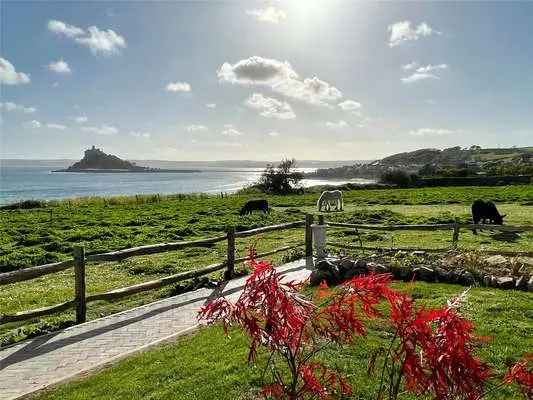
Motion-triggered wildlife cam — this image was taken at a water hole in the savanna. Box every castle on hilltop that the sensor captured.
[63,146,144,171]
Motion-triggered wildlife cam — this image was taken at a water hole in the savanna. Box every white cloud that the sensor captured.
[246,6,287,23]
[46,123,66,130]
[185,124,208,132]
[267,131,280,137]
[401,64,448,84]
[72,116,88,124]
[206,103,217,108]
[82,125,118,135]
[401,72,439,84]
[325,120,349,129]
[409,128,458,136]
[75,26,126,55]
[0,102,36,113]
[221,127,244,137]
[244,93,295,119]
[129,131,151,139]
[402,61,419,71]
[166,82,191,92]
[388,21,439,47]
[48,59,71,74]
[48,20,84,37]
[338,99,361,112]
[416,64,448,73]
[0,57,30,85]
[48,20,126,56]
[218,56,342,106]
[25,120,41,129]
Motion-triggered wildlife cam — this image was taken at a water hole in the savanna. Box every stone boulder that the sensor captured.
[309,258,369,286]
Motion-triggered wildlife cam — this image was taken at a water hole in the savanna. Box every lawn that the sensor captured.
[33,281,533,400]
[1,185,532,346]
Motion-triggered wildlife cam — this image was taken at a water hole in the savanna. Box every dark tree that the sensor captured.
[257,158,303,194]
[379,169,413,187]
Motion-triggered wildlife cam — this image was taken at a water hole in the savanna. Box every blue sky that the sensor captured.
[1,1,532,160]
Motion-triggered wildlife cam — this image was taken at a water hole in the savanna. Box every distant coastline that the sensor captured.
[52,168,201,173]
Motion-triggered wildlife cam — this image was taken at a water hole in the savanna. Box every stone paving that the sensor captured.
[0,258,313,400]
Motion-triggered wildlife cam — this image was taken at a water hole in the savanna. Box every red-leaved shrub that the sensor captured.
[198,250,532,399]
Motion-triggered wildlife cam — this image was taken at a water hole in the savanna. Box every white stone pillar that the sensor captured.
[312,223,327,259]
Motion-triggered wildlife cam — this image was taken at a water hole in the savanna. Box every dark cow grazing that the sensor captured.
[240,199,269,216]
[471,199,506,234]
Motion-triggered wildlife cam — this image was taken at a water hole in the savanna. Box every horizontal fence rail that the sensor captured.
[326,222,533,233]
[327,241,533,257]
[234,221,305,238]
[86,235,228,262]
[0,260,74,286]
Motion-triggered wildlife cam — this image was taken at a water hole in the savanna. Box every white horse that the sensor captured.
[317,190,343,212]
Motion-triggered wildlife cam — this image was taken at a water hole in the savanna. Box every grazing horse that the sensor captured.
[317,190,343,212]
[240,199,269,216]
[471,199,505,234]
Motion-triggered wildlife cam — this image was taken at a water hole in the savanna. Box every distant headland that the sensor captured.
[53,146,201,173]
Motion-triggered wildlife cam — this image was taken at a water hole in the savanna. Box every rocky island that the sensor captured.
[53,146,201,173]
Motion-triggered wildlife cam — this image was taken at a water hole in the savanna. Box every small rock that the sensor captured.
[435,267,448,282]
[483,275,491,287]
[528,276,533,292]
[515,275,528,291]
[354,259,368,272]
[310,270,334,286]
[490,275,498,287]
[485,255,507,267]
[411,251,426,257]
[174,235,184,240]
[368,262,389,273]
[447,270,459,283]
[460,271,475,286]
[495,276,514,290]
[413,267,435,282]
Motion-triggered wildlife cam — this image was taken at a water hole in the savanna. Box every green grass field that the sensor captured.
[1,185,532,346]
[33,281,533,400]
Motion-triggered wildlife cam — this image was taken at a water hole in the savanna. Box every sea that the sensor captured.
[0,160,375,205]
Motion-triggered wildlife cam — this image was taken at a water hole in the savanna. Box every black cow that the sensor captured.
[240,199,269,216]
[471,199,506,234]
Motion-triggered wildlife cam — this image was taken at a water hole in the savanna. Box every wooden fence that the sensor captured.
[1,214,532,327]
[0,218,313,326]
[325,220,533,256]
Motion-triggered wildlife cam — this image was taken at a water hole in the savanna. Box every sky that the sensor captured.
[1,1,532,161]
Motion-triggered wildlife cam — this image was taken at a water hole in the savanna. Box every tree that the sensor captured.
[380,169,413,187]
[257,158,303,194]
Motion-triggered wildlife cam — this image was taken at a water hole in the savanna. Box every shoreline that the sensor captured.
[52,169,202,173]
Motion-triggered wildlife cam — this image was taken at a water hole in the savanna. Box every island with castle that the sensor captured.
[53,146,201,173]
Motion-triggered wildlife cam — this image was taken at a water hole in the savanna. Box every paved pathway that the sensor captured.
[0,258,313,400]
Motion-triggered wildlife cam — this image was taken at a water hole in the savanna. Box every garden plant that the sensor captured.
[199,249,532,400]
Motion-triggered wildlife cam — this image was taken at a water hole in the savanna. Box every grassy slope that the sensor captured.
[34,281,533,400]
[1,185,533,346]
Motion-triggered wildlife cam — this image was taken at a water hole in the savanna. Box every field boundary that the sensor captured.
[0,220,309,326]
[1,215,531,328]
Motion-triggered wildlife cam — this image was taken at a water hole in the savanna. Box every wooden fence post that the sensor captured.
[73,246,86,324]
[452,223,460,249]
[224,226,236,280]
[305,214,314,257]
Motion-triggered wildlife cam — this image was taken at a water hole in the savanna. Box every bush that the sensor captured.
[256,158,303,195]
[379,169,414,187]
[199,251,533,400]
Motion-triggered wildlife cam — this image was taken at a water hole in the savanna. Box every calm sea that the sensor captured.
[0,160,374,205]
